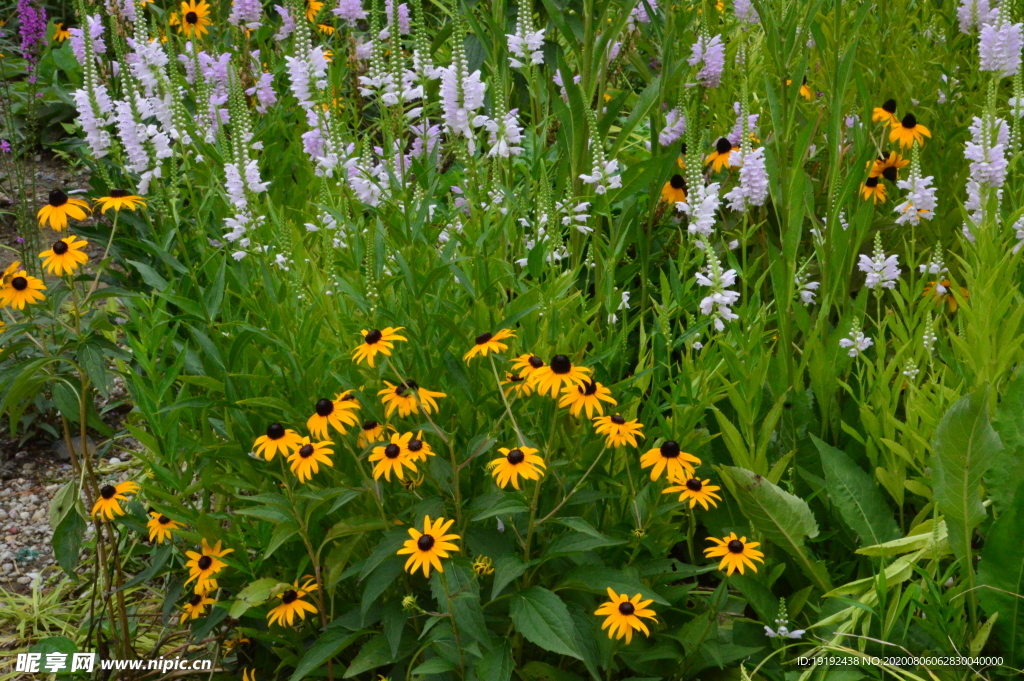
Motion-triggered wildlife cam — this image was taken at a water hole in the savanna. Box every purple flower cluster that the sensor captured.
[688,35,725,88]
[978,18,1023,76]
[17,0,47,80]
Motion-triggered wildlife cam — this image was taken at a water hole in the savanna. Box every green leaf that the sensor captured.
[510,586,582,660]
[117,543,172,593]
[126,260,169,292]
[978,481,1024,668]
[991,370,1024,515]
[472,496,529,521]
[48,481,79,529]
[813,436,900,546]
[476,641,513,681]
[411,657,456,675]
[491,555,528,600]
[720,466,830,592]
[265,520,300,559]
[557,567,669,605]
[229,578,284,619]
[289,629,364,681]
[933,388,1001,566]
[360,556,404,616]
[343,635,394,678]
[52,506,86,576]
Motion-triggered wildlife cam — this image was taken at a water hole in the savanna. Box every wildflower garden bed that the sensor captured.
[1,0,1024,679]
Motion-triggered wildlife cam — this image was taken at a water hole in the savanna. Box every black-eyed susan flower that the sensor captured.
[869,152,909,182]
[242,669,256,681]
[872,98,898,127]
[94,189,146,213]
[39,235,88,276]
[399,470,426,490]
[558,379,616,419]
[704,532,765,575]
[799,76,813,101]
[639,441,701,481]
[889,113,931,149]
[924,280,967,313]
[306,391,360,439]
[660,174,687,204]
[287,437,334,483]
[369,433,419,481]
[357,420,388,448]
[861,176,887,204]
[184,539,234,592]
[305,0,323,22]
[405,431,434,462]
[180,593,215,623]
[53,23,71,42]
[396,516,460,577]
[502,372,534,397]
[487,446,545,490]
[147,511,183,543]
[317,23,334,34]
[511,354,546,380]
[223,632,251,654]
[37,189,89,231]
[677,142,687,169]
[473,555,495,575]
[705,137,737,172]
[527,355,591,397]
[463,328,516,362]
[594,588,657,644]
[0,269,46,310]
[351,327,407,367]
[592,414,644,448]
[378,380,446,418]
[252,423,302,461]
[1,261,21,285]
[177,0,212,39]
[662,477,721,510]
[267,579,318,626]
[91,481,141,520]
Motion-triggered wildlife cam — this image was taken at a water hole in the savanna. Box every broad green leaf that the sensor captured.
[491,555,528,600]
[411,657,456,675]
[814,436,900,546]
[991,370,1024,515]
[360,556,404,616]
[856,519,948,557]
[265,520,299,559]
[475,641,513,681]
[472,496,529,521]
[289,629,364,681]
[978,482,1024,668]
[343,634,393,678]
[52,508,86,577]
[48,481,79,529]
[557,567,669,605]
[228,578,285,619]
[510,586,583,660]
[117,543,172,593]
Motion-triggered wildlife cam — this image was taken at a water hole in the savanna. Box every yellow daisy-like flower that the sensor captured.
[558,379,616,419]
[400,469,425,490]
[594,588,657,644]
[473,555,495,575]
[223,633,251,654]
[510,354,545,380]
[180,593,216,624]
[662,477,721,510]
[287,437,334,483]
[861,177,887,204]
[177,0,212,39]
[704,532,765,575]
[267,579,319,626]
[487,446,545,490]
[241,669,257,681]
[306,391,360,439]
[39,235,89,276]
[405,430,434,462]
[592,414,644,448]
[923,279,968,313]
[317,23,335,34]
[184,539,234,592]
[91,481,141,520]
[305,0,323,22]
[1,261,22,284]
[0,270,46,310]
[868,151,909,181]
[872,99,898,127]
[463,328,516,362]
[252,423,303,461]
[502,372,534,397]
[357,419,390,448]
[639,441,701,481]
[396,516,460,578]
[369,432,419,481]
[705,137,737,173]
[53,23,71,42]
[94,189,147,214]
[527,355,591,398]
[660,174,687,204]
[147,511,183,543]
[37,189,90,231]
[889,113,931,149]
[351,327,407,367]
[377,380,446,418]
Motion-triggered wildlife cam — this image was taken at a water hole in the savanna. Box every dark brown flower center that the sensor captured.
[618,601,635,615]
[197,555,213,570]
[282,590,298,604]
[550,355,572,374]
[901,113,917,129]
[417,534,435,551]
[363,420,378,431]
[580,380,598,396]
[266,423,285,440]
[685,478,702,491]
[660,441,681,459]
[384,444,401,459]
[882,98,896,114]
[100,485,116,499]
[48,189,68,207]
[340,393,356,401]
[189,594,203,606]
[865,176,880,188]
[528,356,544,369]
[404,380,419,390]
[680,142,687,155]
[508,373,524,383]
[158,515,171,525]
[727,539,744,553]
[715,137,732,154]
[315,398,334,416]
[185,11,198,23]
[507,449,525,465]
[669,174,685,189]
[475,332,493,345]
[408,439,423,452]
[610,414,626,425]
[364,329,383,344]
[109,188,129,198]
[11,277,27,291]
[52,240,69,255]
[299,444,314,458]
[882,165,897,182]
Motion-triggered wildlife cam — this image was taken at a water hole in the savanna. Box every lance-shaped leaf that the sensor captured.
[978,482,1024,668]
[813,436,900,546]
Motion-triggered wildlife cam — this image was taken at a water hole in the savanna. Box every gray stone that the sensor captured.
[52,436,96,461]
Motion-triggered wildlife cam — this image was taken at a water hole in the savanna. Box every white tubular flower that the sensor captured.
[695,246,740,332]
[857,234,901,290]
[840,319,873,358]
[679,182,720,237]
